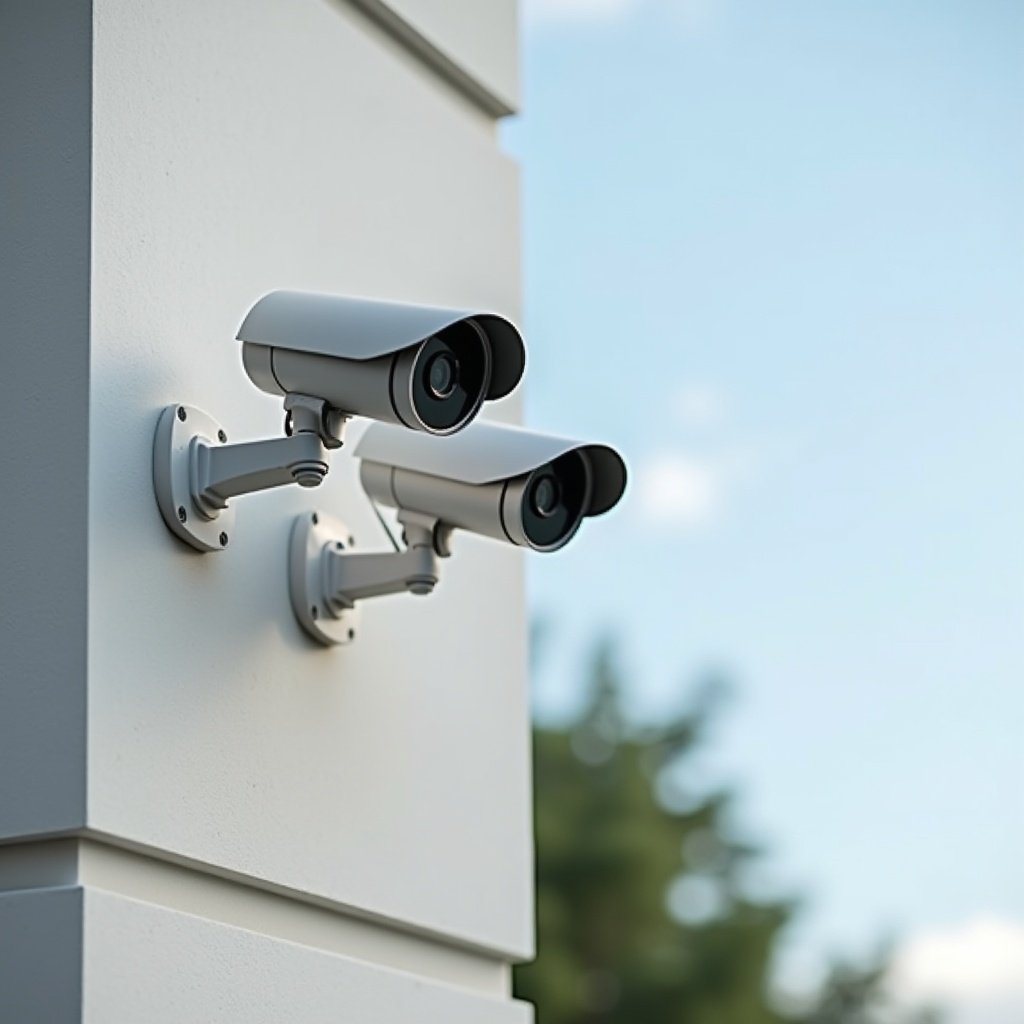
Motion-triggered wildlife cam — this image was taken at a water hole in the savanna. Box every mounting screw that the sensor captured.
[311,512,319,525]
[348,535,355,546]
[347,628,355,641]
[176,406,187,422]
[335,541,344,551]
[217,429,227,443]
[219,532,229,547]
[177,505,187,523]
[311,606,319,620]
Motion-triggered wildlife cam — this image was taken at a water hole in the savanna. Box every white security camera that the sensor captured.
[238,291,525,436]
[289,421,626,645]
[154,291,524,553]
[358,420,625,552]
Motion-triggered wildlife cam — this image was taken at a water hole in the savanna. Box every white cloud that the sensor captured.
[634,452,720,527]
[632,383,761,528]
[522,0,638,26]
[890,917,1024,1024]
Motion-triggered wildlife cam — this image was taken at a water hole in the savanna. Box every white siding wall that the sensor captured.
[0,1,530,1018]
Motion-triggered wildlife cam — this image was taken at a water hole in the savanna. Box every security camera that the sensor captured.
[238,290,525,436]
[153,290,524,553]
[357,421,626,552]
[288,421,626,645]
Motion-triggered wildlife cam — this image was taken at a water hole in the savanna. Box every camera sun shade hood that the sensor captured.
[237,290,526,400]
[355,421,628,517]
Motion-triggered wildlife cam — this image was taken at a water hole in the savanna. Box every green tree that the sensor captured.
[515,638,941,1024]
[516,639,792,1024]
[802,956,941,1024]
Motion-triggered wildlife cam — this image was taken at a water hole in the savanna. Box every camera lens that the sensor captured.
[518,452,591,550]
[529,473,560,518]
[426,352,458,399]
[401,320,492,434]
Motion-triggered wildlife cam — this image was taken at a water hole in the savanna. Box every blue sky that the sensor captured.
[502,0,1024,1016]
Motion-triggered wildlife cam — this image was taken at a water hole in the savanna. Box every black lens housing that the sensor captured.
[392,320,491,434]
[518,451,591,550]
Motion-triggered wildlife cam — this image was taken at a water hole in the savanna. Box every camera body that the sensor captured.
[154,290,525,553]
[356,421,627,552]
[238,290,525,435]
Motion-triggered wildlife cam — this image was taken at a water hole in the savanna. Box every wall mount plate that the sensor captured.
[153,404,236,553]
[289,510,361,646]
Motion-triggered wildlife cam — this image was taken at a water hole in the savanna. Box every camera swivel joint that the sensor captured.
[288,509,452,646]
[153,395,346,553]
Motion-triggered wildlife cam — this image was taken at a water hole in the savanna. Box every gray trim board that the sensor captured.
[0,0,91,840]
[345,0,517,117]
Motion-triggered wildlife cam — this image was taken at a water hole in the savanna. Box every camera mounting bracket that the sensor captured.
[153,396,345,553]
[288,509,452,646]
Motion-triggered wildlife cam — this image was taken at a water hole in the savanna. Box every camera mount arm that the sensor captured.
[153,395,346,553]
[288,509,453,646]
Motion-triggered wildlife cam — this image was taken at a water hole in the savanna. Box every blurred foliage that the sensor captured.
[802,956,941,1024]
[514,638,940,1024]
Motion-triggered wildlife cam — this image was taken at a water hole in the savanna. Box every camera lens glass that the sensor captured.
[408,321,491,433]
[529,473,561,518]
[426,352,458,399]
[520,452,590,549]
